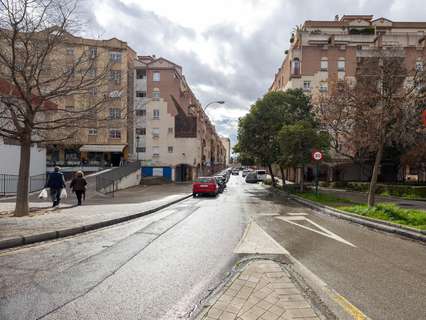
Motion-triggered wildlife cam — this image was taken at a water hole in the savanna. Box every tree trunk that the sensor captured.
[279,165,286,186]
[14,138,31,217]
[300,166,304,192]
[268,164,276,187]
[368,142,384,207]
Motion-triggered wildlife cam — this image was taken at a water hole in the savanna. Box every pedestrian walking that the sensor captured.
[70,170,87,206]
[45,166,66,207]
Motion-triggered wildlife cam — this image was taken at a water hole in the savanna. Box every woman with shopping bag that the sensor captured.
[45,166,66,207]
[70,171,87,206]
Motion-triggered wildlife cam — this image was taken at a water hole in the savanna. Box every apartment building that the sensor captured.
[270,15,426,182]
[220,137,231,166]
[43,32,137,170]
[132,55,227,182]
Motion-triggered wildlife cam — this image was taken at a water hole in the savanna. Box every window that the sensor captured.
[153,71,160,81]
[136,128,146,135]
[66,47,74,55]
[152,146,160,157]
[109,70,121,83]
[136,109,146,117]
[109,108,121,119]
[168,127,174,134]
[136,70,146,79]
[152,90,161,99]
[319,82,328,92]
[136,147,146,153]
[89,47,97,58]
[88,68,96,77]
[152,128,160,138]
[303,81,311,91]
[337,59,345,71]
[153,109,160,119]
[168,146,173,153]
[88,128,97,136]
[65,66,74,77]
[416,60,424,72]
[320,58,328,71]
[109,129,121,139]
[110,51,122,63]
[291,58,301,75]
[136,91,146,98]
[109,90,122,99]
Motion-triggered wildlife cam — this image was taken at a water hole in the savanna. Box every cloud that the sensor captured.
[78,0,425,145]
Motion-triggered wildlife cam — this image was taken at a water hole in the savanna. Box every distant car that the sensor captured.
[232,169,239,175]
[214,176,226,193]
[242,169,251,177]
[256,170,267,182]
[192,177,219,197]
[245,172,258,183]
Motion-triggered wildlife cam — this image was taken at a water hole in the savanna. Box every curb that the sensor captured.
[286,193,426,243]
[0,194,192,251]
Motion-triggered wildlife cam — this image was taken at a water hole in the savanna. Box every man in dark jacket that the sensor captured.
[46,166,66,207]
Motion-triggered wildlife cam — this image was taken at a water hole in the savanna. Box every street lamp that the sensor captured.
[204,100,225,111]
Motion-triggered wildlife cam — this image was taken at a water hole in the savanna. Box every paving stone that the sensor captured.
[220,311,237,320]
[260,310,280,320]
[286,308,317,318]
[226,288,240,297]
[275,288,301,296]
[207,307,223,319]
[257,299,273,310]
[240,305,266,320]
[276,300,311,309]
[219,294,235,304]
[226,304,242,314]
[271,282,296,289]
[268,305,285,316]
[277,295,305,302]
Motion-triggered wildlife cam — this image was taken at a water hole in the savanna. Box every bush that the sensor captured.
[343,182,426,199]
[329,181,348,188]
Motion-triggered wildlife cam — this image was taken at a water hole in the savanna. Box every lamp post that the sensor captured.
[204,100,225,111]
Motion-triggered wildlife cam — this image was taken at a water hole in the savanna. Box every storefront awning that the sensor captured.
[79,144,126,153]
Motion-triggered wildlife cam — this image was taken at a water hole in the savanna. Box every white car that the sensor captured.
[256,170,267,182]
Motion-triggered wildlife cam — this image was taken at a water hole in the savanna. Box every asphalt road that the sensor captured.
[1,173,425,320]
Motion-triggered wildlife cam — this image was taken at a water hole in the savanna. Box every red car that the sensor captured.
[192,177,219,197]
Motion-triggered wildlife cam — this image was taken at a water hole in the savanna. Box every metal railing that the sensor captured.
[95,161,140,194]
[0,173,46,196]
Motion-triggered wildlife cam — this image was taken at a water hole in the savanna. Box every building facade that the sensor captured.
[270,15,426,182]
[132,56,227,181]
[220,137,231,166]
[44,32,137,170]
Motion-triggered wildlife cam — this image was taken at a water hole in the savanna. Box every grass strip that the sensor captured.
[338,203,426,230]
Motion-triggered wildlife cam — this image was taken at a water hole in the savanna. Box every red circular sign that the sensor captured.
[312,151,323,161]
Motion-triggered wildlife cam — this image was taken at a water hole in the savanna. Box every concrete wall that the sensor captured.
[0,143,46,176]
[100,169,141,193]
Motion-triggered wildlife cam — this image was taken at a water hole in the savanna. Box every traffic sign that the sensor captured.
[312,151,323,161]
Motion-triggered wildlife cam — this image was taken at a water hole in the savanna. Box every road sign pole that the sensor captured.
[315,162,319,195]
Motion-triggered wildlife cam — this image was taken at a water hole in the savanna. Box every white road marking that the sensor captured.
[256,213,280,216]
[276,216,356,247]
[286,212,309,216]
[234,221,289,254]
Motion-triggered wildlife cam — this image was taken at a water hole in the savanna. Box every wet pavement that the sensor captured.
[0,174,425,320]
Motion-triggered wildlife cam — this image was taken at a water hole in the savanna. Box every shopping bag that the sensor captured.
[38,188,48,199]
[60,188,68,199]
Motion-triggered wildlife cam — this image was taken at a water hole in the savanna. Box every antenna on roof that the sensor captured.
[335,14,339,21]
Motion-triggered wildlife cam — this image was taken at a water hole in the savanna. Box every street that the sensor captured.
[1,174,426,320]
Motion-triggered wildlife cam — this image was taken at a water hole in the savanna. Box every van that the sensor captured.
[256,170,267,182]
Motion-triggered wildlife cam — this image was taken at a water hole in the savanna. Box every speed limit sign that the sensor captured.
[312,151,323,161]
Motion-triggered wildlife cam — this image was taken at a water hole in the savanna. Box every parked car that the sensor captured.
[192,177,219,197]
[256,170,267,182]
[242,169,251,177]
[232,168,239,175]
[245,171,258,183]
[214,176,226,193]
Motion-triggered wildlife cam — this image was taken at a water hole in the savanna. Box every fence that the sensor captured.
[95,161,140,195]
[0,174,46,196]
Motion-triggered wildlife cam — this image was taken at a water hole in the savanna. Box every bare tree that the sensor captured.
[0,0,114,216]
[315,48,425,206]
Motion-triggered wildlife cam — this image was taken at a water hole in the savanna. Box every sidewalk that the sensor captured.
[0,184,192,245]
[199,260,321,320]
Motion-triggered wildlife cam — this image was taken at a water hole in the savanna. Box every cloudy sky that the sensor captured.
[80,0,425,146]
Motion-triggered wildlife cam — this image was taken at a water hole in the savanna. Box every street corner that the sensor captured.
[197,259,324,320]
